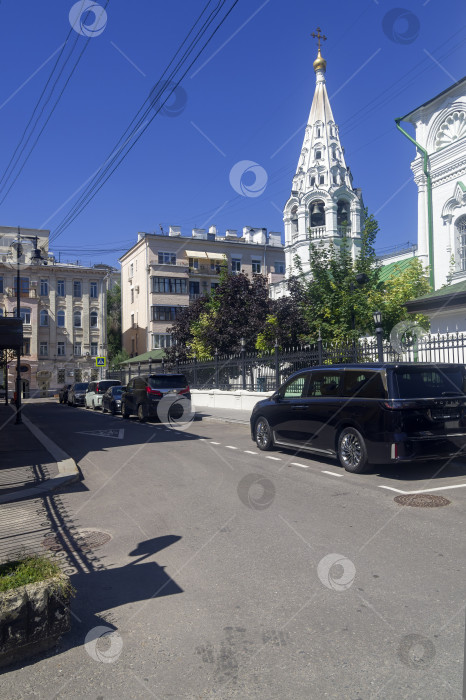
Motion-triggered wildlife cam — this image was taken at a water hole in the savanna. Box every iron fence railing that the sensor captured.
[106,332,466,391]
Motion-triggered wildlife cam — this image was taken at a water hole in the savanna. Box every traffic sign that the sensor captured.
[96,356,106,367]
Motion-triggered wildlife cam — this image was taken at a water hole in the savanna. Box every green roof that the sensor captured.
[378,257,414,282]
[121,349,166,364]
[409,279,466,301]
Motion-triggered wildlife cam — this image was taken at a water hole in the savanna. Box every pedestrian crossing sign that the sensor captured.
[96,357,106,367]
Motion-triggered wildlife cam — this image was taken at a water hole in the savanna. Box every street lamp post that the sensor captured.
[373,311,384,363]
[350,273,369,362]
[13,239,22,424]
[240,337,246,391]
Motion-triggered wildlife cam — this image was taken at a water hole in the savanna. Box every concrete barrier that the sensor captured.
[191,389,274,412]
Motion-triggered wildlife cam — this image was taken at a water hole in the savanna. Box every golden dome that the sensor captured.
[313,49,327,73]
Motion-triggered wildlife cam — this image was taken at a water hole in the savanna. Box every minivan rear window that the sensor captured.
[392,367,466,399]
[148,375,188,389]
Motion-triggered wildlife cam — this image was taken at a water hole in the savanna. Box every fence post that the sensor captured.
[128,364,132,380]
[317,332,323,365]
[138,362,141,376]
[215,348,219,389]
[193,354,198,388]
[161,357,165,374]
[241,338,246,391]
[148,359,152,375]
[274,338,280,390]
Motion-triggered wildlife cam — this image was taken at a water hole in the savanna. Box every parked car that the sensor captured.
[102,385,124,415]
[67,382,89,407]
[250,363,466,473]
[58,384,72,404]
[121,374,191,422]
[85,380,121,410]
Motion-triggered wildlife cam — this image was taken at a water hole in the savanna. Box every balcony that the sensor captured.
[6,288,37,299]
[189,265,222,276]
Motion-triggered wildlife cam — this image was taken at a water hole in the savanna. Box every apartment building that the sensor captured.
[119,226,285,356]
[0,226,114,395]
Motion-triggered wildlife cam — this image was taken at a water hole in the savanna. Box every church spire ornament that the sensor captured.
[311,27,327,73]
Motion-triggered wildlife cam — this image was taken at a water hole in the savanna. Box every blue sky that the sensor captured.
[0,0,464,268]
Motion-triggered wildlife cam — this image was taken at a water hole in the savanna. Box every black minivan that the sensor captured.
[250,363,466,473]
[121,374,191,422]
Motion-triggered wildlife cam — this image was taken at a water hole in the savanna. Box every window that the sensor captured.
[39,341,48,357]
[74,342,82,356]
[211,282,219,291]
[316,127,321,137]
[131,288,134,304]
[189,281,200,297]
[152,333,172,349]
[458,216,466,271]
[152,277,187,294]
[57,341,65,356]
[231,258,241,273]
[73,281,82,298]
[315,150,322,160]
[57,309,65,327]
[151,306,185,321]
[75,369,82,382]
[252,260,261,274]
[274,262,285,274]
[57,279,65,296]
[319,175,325,185]
[158,252,176,265]
[14,307,31,324]
[90,310,98,328]
[342,371,386,399]
[279,375,307,399]
[90,282,98,298]
[57,369,65,384]
[90,342,98,356]
[308,371,342,397]
[393,367,466,399]
[73,310,82,328]
[22,338,30,356]
[188,257,199,270]
[0,276,3,293]
[14,277,29,295]
[310,176,315,187]
[129,263,134,278]
[131,338,135,355]
[131,313,135,329]
[39,309,49,326]
[40,279,48,296]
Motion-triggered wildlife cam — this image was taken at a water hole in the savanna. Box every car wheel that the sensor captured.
[255,417,274,451]
[137,404,147,423]
[110,405,116,416]
[338,427,368,474]
[121,402,130,419]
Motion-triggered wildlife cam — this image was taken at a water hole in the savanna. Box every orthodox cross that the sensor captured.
[311,27,327,52]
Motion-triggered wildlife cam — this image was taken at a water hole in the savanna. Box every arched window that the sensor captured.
[39,309,48,327]
[310,200,325,228]
[57,309,65,327]
[457,216,466,271]
[337,200,350,227]
[90,310,98,328]
[291,206,298,234]
[310,175,316,187]
[73,310,82,328]
[315,149,322,160]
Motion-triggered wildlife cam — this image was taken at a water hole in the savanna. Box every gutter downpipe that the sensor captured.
[395,118,435,290]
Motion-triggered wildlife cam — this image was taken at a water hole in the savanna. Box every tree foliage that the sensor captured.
[107,283,122,362]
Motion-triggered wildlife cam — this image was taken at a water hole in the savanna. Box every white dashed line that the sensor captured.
[266,456,281,461]
[226,446,238,450]
[322,470,343,478]
[290,463,310,469]
[210,441,221,445]
[378,483,466,494]
[244,450,258,455]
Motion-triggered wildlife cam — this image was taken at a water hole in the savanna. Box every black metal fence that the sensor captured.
[107,332,466,392]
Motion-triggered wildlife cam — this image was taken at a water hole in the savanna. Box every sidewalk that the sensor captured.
[0,403,79,505]
[194,405,251,425]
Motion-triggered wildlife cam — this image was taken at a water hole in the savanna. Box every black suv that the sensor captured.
[121,374,191,422]
[67,382,89,407]
[250,363,466,473]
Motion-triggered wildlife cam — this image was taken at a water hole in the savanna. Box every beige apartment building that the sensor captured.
[119,226,285,356]
[0,226,116,395]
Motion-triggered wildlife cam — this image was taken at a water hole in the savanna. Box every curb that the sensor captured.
[0,408,80,505]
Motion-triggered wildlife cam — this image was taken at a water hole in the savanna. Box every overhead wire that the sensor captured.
[49,0,241,244]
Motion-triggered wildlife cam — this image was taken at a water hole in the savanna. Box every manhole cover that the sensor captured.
[394,494,451,508]
[43,529,111,551]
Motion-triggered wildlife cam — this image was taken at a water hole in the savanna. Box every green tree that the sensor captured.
[107,283,122,363]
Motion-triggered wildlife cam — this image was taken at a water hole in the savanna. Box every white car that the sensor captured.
[85,380,121,410]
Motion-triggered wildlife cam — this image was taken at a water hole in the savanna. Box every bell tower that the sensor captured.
[283,30,364,276]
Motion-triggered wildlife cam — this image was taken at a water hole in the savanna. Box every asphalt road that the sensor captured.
[2,399,466,700]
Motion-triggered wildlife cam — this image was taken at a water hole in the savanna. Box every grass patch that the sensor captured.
[0,556,64,593]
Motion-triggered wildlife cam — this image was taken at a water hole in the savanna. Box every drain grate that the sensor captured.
[394,493,451,508]
[43,528,112,552]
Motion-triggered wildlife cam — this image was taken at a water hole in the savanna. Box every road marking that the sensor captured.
[266,456,281,461]
[379,483,466,494]
[76,429,124,439]
[244,450,258,455]
[322,470,343,478]
[210,441,221,445]
[290,462,310,469]
[226,445,238,450]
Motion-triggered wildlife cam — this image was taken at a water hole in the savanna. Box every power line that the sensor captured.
[49,0,241,244]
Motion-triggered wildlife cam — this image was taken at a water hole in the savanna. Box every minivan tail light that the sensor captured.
[146,386,162,397]
[383,400,418,410]
[180,386,190,395]
[95,383,99,393]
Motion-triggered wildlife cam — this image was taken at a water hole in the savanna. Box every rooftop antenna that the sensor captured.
[159,224,164,235]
